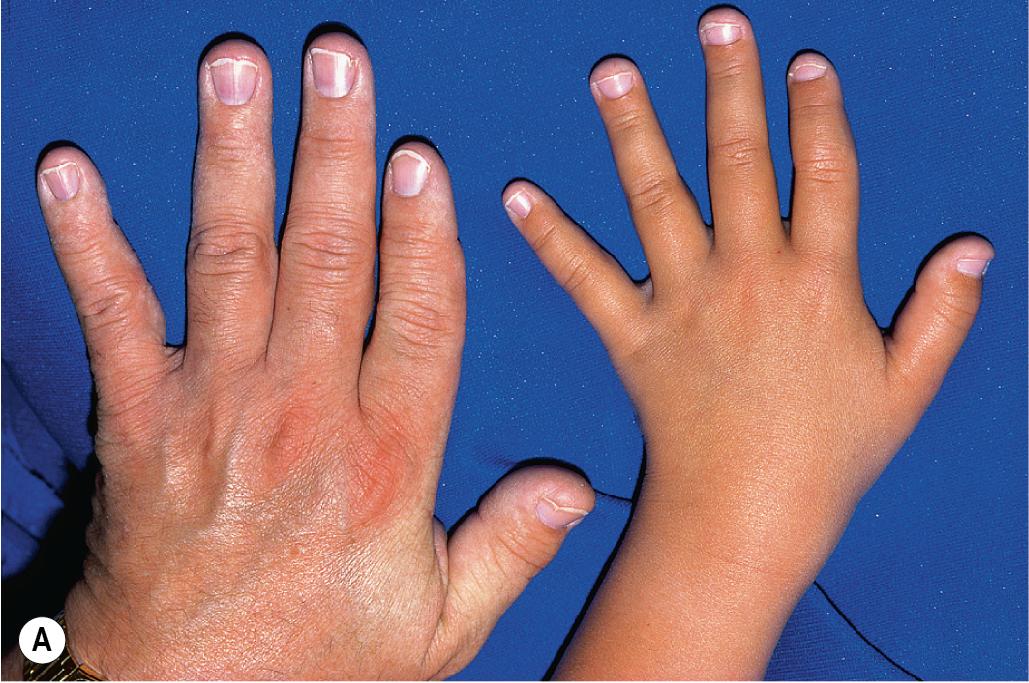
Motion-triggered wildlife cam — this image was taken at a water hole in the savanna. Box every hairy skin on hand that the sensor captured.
[504,7,991,679]
[35,32,593,680]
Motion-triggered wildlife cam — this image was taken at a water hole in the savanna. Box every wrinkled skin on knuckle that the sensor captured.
[706,54,749,82]
[709,130,767,171]
[296,130,368,170]
[94,372,168,447]
[378,273,465,352]
[198,130,263,169]
[606,106,648,137]
[626,169,681,219]
[795,144,858,187]
[285,224,374,285]
[188,219,271,278]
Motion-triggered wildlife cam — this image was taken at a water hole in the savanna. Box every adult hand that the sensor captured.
[38,33,593,679]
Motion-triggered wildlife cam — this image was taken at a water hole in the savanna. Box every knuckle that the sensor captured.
[77,279,137,335]
[297,130,366,167]
[380,220,451,260]
[557,252,592,297]
[625,169,680,218]
[795,143,857,187]
[200,131,257,168]
[606,106,648,136]
[706,55,750,82]
[709,131,766,171]
[96,369,163,427]
[932,284,978,324]
[526,219,594,296]
[381,288,462,350]
[189,220,270,277]
[48,222,103,259]
[493,523,547,577]
[346,443,408,524]
[284,222,373,283]
[790,99,841,121]
[528,217,561,254]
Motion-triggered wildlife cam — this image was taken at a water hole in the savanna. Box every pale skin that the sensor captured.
[503,7,993,680]
[19,33,596,679]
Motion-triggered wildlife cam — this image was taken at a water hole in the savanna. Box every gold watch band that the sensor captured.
[23,614,102,681]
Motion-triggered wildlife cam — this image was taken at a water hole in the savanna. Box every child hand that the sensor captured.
[503,7,991,678]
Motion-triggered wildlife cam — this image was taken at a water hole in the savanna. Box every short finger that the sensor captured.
[37,147,168,408]
[698,7,783,252]
[188,39,276,366]
[787,53,860,261]
[502,181,646,353]
[360,143,464,483]
[886,235,993,413]
[434,465,595,677]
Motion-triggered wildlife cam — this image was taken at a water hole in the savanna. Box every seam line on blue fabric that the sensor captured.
[813,580,923,680]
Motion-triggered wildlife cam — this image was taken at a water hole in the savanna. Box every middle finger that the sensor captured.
[698,8,784,253]
[269,32,377,382]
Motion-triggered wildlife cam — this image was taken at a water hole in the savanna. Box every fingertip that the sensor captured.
[697,6,752,47]
[386,141,450,201]
[305,31,370,100]
[304,32,375,106]
[38,146,92,203]
[307,30,369,63]
[924,234,995,282]
[589,57,639,102]
[787,51,834,84]
[200,38,270,107]
[498,464,596,531]
[502,180,539,222]
[951,236,995,279]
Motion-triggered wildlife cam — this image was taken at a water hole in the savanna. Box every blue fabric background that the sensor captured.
[2,1,1026,679]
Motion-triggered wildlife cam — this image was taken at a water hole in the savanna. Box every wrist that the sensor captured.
[62,586,120,680]
[639,439,855,588]
[558,483,815,679]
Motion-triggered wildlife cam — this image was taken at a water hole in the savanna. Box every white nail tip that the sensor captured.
[391,149,431,170]
[41,161,77,177]
[208,57,258,70]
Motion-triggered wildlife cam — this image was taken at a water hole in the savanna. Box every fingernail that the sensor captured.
[956,258,991,278]
[388,149,431,197]
[310,47,355,98]
[699,21,743,46]
[536,496,590,530]
[789,55,829,82]
[208,57,258,105]
[504,190,533,219]
[41,162,80,201]
[592,71,635,100]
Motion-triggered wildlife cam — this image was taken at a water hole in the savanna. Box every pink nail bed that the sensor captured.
[310,48,355,98]
[699,21,743,46]
[389,149,431,197]
[504,190,533,219]
[41,162,80,201]
[593,71,634,100]
[956,258,991,278]
[209,57,258,105]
